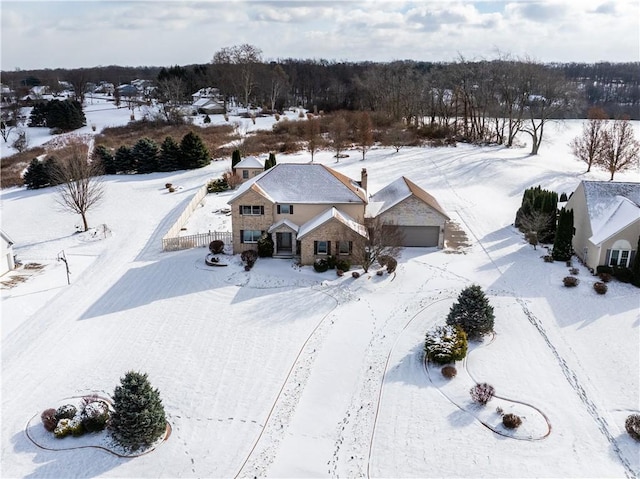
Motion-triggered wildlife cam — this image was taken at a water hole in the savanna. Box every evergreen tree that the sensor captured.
[159,136,181,172]
[28,102,48,127]
[631,236,640,288]
[45,99,86,131]
[265,152,276,170]
[180,132,210,169]
[231,148,241,171]
[109,371,167,452]
[132,137,160,174]
[552,207,574,261]
[446,285,495,340]
[23,158,49,189]
[114,145,135,174]
[93,145,116,175]
[43,156,62,185]
[515,186,558,243]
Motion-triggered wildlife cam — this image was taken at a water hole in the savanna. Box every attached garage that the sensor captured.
[397,225,441,247]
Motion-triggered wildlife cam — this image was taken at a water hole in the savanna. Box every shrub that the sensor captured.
[424,325,468,364]
[209,240,224,255]
[241,249,258,269]
[470,383,495,405]
[313,258,329,273]
[54,418,73,438]
[593,282,608,294]
[565,259,572,267]
[569,267,579,275]
[378,255,397,273]
[563,276,579,287]
[502,413,522,429]
[257,233,274,257]
[165,183,172,189]
[335,258,351,272]
[543,255,554,263]
[441,365,457,379]
[599,272,612,282]
[446,285,495,340]
[41,408,58,432]
[327,255,337,269]
[352,271,360,279]
[69,416,85,437]
[168,187,175,193]
[207,177,229,193]
[596,265,613,275]
[109,371,167,452]
[81,400,110,433]
[336,269,344,277]
[613,266,633,283]
[55,404,77,421]
[625,414,640,441]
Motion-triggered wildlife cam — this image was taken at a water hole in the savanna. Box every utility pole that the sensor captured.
[57,250,71,285]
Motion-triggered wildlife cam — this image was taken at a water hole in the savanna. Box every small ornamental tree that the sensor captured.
[446,285,495,340]
[552,207,573,261]
[257,232,274,257]
[424,325,468,364]
[265,152,277,170]
[109,371,167,452]
[231,148,241,171]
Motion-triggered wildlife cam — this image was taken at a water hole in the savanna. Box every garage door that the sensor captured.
[398,226,440,247]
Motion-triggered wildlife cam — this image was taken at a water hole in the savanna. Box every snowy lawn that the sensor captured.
[1,118,639,478]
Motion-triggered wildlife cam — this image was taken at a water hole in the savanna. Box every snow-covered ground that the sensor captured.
[1,111,639,478]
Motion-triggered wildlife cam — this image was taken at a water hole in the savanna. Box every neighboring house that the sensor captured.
[227,163,449,265]
[366,176,450,248]
[192,87,225,114]
[1,230,15,276]
[234,157,265,182]
[566,180,640,272]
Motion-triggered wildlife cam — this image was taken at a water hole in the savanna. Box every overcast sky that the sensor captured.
[1,0,638,71]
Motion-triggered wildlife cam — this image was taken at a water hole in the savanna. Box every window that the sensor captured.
[240,205,264,215]
[241,230,262,243]
[611,249,631,267]
[316,241,328,255]
[277,204,293,214]
[338,241,352,255]
[242,170,249,179]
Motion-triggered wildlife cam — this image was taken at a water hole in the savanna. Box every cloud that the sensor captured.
[506,1,569,22]
[593,2,617,14]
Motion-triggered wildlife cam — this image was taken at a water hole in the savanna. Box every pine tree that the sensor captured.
[93,145,116,175]
[132,137,159,174]
[159,136,181,172]
[23,158,50,189]
[180,132,210,169]
[114,145,135,174]
[552,207,573,261]
[446,285,495,340]
[109,371,166,452]
[265,152,276,170]
[231,149,241,171]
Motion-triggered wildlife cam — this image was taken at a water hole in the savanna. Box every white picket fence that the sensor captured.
[161,185,233,252]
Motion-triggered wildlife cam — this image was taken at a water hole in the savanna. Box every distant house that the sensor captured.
[227,163,449,265]
[1,230,15,276]
[234,156,265,182]
[116,84,138,98]
[191,87,225,114]
[566,180,640,271]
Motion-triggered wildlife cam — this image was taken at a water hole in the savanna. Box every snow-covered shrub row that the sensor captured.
[41,397,111,439]
[424,325,468,365]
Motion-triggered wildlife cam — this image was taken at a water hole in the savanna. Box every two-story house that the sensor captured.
[228,163,450,266]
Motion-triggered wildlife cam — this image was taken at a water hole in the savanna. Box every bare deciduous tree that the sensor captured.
[305,117,322,162]
[155,77,188,124]
[268,64,288,112]
[596,117,640,180]
[570,107,609,172]
[212,44,263,113]
[356,111,373,160]
[517,210,555,250]
[50,142,104,231]
[352,217,404,273]
[328,114,349,162]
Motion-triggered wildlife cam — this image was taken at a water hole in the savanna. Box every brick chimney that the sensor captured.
[360,168,368,193]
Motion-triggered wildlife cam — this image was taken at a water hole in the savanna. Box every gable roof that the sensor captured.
[366,176,449,219]
[297,207,368,240]
[235,156,264,169]
[580,181,640,245]
[228,163,367,205]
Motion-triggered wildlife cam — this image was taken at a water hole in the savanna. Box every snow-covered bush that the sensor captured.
[54,418,73,438]
[335,258,351,272]
[543,255,554,263]
[55,404,77,421]
[209,240,224,255]
[241,249,258,269]
[563,276,579,287]
[569,267,579,275]
[599,272,612,283]
[81,400,110,432]
[378,255,398,273]
[69,416,85,437]
[41,408,58,432]
[441,365,457,379]
[593,282,607,294]
[313,258,329,272]
[424,325,468,364]
[352,271,360,278]
[470,383,495,405]
[625,414,640,441]
[502,413,522,429]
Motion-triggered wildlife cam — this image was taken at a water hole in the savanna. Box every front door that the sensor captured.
[276,232,292,253]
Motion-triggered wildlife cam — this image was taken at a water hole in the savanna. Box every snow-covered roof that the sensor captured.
[582,181,640,245]
[268,218,299,234]
[235,156,264,169]
[366,176,449,219]
[1,229,14,246]
[228,163,367,205]
[297,207,368,240]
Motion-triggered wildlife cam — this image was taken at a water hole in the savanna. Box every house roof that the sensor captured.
[235,157,264,169]
[228,163,367,205]
[366,176,449,219]
[268,218,299,233]
[1,229,14,246]
[297,207,368,240]
[581,181,640,245]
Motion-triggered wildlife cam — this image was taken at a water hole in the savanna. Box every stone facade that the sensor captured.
[230,188,274,254]
[378,196,448,247]
[299,219,366,266]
